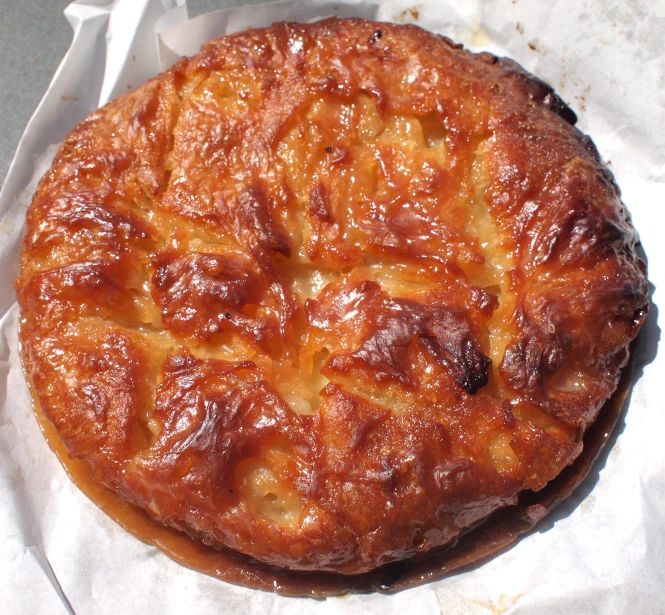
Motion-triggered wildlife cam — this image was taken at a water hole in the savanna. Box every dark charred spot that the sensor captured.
[328,147,348,163]
[325,282,490,394]
[542,92,577,125]
[234,186,291,258]
[470,287,499,315]
[500,310,565,392]
[496,57,577,125]
[369,30,383,44]
[329,312,416,385]
[502,401,516,427]
[417,307,490,394]
[309,183,331,221]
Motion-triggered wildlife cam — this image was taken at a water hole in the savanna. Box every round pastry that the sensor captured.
[16,18,648,577]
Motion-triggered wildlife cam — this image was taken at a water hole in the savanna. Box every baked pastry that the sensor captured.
[16,18,648,579]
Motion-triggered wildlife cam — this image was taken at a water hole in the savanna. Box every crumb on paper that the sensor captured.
[470,594,525,615]
[559,73,567,90]
[398,6,420,23]
[60,95,79,102]
[573,83,591,112]
[436,592,524,615]
[527,39,547,54]
[515,21,524,34]
[131,54,136,62]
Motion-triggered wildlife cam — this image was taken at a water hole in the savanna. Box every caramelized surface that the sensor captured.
[16,19,647,574]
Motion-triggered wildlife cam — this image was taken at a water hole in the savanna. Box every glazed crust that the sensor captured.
[16,18,647,574]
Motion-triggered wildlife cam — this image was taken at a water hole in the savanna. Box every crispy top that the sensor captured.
[16,19,647,574]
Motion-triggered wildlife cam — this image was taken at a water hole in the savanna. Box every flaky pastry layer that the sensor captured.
[16,19,648,574]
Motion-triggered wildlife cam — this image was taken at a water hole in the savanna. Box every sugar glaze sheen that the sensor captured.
[16,18,648,578]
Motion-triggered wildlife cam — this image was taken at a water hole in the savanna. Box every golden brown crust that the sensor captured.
[16,18,648,574]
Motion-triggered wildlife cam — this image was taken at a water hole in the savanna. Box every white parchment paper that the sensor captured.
[1,1,664,613]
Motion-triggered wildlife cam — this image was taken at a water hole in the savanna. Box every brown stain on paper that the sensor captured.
[399,6,420,23]
[471,593,524,614]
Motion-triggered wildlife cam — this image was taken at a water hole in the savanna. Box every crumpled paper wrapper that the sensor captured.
[1,0,664,613]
